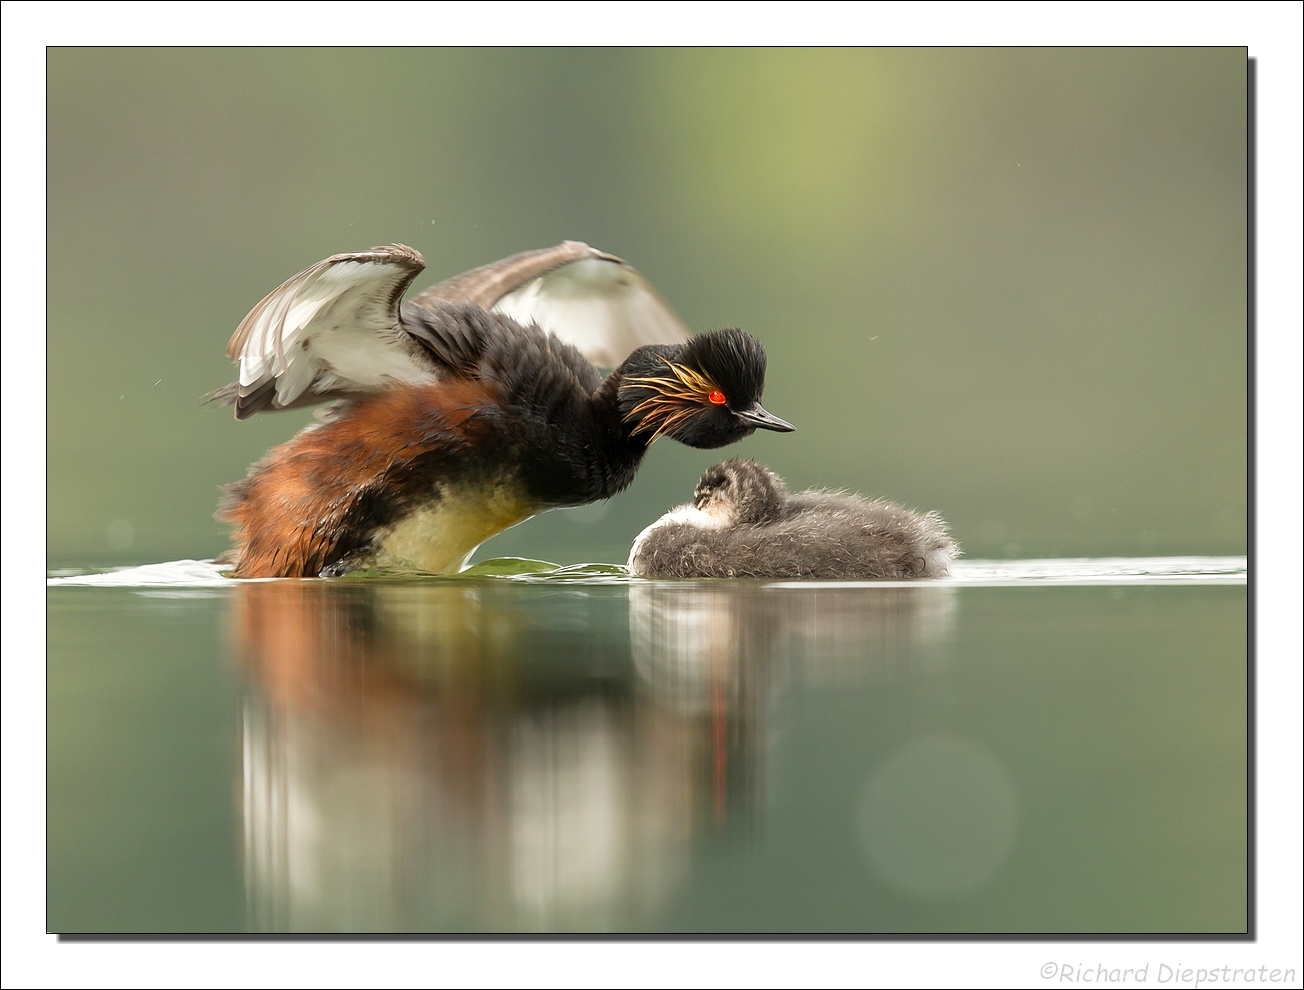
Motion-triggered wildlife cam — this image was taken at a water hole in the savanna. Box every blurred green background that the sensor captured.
[46,48,1247,569]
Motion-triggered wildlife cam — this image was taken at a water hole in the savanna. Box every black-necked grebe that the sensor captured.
[213,243,794,578]
[628,458,957,579]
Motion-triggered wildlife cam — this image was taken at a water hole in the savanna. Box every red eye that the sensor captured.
[708,390,727,405]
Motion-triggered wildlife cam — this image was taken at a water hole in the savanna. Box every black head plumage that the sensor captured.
[681,328,768,408]
[616,328,793,448]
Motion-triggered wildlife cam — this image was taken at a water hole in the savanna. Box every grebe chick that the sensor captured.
[214,243,794,578]
[628,459,958,579]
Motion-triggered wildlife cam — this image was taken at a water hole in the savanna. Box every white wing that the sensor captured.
[415,241,692,368]
[220,241,693,419]
[222,245,432,418]
[492,254,691,368]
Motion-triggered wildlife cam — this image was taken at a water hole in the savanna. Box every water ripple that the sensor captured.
[48,555,1246,589]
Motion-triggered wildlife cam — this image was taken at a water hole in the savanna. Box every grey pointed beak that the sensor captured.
[735,402,796,433]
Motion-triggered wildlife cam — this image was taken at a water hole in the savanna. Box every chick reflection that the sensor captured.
[629,580,958,705]
[232,579,701,932]
[627,581,958,833]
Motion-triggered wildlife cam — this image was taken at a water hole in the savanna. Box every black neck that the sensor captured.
[512,354,664,507]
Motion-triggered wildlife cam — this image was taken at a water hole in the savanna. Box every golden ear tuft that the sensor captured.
[624,361,721,442]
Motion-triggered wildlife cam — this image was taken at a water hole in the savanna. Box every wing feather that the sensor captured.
[216,241,694,420]
[414,240,691,368]
[221,245,430,418]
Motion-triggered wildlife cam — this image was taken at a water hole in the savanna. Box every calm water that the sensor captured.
[46,558,1247,934]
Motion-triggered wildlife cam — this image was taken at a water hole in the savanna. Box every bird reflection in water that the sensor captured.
[230,577,955,932]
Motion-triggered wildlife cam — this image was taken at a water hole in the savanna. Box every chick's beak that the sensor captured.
[734,402,796,433]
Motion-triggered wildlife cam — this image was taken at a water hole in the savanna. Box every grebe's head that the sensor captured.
[693,458,789,526]
[618,328,794,448]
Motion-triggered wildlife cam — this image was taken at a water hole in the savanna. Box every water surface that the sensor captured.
[46,558,1248,934]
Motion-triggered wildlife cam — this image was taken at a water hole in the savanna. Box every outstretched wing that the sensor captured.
[413,240,692,369]
[215,240,693,420]
[216,245,432,419]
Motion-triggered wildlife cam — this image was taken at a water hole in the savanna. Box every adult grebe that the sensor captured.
[628,458,957,579]
[213,243,794,578]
